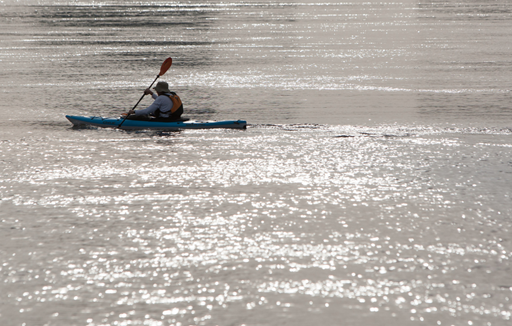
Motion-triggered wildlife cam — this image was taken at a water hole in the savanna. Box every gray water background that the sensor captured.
[1,1,511,325]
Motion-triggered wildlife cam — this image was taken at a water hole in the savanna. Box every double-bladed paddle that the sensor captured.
[118,57,173,128]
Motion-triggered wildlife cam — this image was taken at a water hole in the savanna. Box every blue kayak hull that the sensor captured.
[66,115,247,131]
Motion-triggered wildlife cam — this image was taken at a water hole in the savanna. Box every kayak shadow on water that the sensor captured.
[68,124,183,137]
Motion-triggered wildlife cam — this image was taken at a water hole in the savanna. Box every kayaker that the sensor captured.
[126,81,183,121]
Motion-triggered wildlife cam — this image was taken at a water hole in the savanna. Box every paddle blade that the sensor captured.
[159,57,173,76]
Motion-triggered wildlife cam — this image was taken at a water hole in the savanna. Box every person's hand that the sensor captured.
[143,88,153,96]
[127,110,135,115]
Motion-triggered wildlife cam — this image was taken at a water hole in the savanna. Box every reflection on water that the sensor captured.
[1,0,512,325]
[0,1,509,125]
[1,125,512,325]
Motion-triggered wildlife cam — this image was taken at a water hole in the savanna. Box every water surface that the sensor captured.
[1,1,511,325]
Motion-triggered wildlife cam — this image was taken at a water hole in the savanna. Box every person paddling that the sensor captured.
[126,81,183,121]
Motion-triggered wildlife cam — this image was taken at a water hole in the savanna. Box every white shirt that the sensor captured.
[133,93,173,117]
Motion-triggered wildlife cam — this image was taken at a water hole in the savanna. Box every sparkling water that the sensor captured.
[1,1,511,325]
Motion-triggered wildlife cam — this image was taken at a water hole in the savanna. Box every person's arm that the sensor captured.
[132,97,162,116]
[127,90,159,115]
[144,89,158,99]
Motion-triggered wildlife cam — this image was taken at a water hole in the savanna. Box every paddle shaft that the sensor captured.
[118,74,160,128]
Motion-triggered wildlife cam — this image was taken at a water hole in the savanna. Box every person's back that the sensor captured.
[156,91,183,121]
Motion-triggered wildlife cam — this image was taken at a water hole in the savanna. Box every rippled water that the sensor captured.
[1,1,512,326]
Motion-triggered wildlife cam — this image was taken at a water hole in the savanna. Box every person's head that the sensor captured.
[153,81,171,95]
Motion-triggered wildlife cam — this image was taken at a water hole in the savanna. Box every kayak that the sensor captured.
[65,115,247,131]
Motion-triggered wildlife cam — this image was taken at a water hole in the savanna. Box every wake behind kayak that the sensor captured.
[65,115,247,131]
